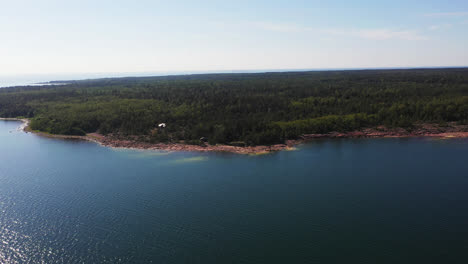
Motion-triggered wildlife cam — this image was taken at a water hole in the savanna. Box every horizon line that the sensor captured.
[2,65,468,77]
[1,66,468,88]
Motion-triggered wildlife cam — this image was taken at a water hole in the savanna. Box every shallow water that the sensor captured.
[1,120,468,263]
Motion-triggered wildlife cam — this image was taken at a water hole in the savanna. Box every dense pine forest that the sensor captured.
[1,68,467,145]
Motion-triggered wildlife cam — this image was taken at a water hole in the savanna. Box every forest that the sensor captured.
[1,68,467,145]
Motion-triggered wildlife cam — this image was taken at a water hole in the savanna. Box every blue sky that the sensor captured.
[1,0,467,75]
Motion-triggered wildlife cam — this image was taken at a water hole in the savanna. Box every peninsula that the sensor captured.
[1,68,467,154]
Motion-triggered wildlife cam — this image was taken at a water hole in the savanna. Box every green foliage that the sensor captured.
[275,114,377,138]
[1,68,467,145]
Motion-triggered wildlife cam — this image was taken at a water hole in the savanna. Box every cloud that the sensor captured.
[428,24,452,31]
[251,21,427,41]
[424,12,468,17]
[327,29,427,40]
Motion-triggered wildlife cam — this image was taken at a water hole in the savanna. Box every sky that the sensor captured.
[0,0,467,75]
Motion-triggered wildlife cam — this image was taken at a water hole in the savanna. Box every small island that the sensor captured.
[1,68,467,154]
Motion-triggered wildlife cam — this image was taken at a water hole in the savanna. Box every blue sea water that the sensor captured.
[0,120,468,263]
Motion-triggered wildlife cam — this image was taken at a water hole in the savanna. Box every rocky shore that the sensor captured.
[3,118,468,154]
[86,123,468,154]
[301,123,468,139]
[87,133,298,154]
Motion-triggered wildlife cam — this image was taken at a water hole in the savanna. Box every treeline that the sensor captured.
[1,68,467,145]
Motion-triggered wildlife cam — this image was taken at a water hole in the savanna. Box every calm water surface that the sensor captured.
[1,120,467,263]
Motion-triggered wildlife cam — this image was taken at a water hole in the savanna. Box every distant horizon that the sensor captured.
[1,66,468,88]
[2,65,468,78]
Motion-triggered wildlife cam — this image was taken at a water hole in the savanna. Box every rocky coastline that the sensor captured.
[2,118,467,154]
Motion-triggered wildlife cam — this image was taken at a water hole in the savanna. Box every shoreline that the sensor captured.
[0,118,30,131]
[2,118,467,154]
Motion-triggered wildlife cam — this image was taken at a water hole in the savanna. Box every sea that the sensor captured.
[1,120,467,263]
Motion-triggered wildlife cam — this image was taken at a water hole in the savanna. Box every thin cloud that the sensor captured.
[424,12,468,17]
[428,24,452,31]
[328,29,427,41]
[252,22,427,41]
